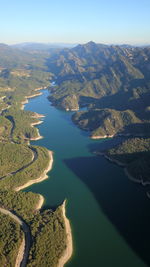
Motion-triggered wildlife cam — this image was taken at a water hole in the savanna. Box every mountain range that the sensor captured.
[46,41,150,138]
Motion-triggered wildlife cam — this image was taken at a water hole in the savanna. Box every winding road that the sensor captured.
[0,146,38,180]
[0,207,31,267]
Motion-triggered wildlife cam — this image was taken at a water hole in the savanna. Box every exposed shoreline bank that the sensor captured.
[91,132,149,140]
[35,194,45,211]
[30,120,44,141]
[20,91,46,141]
[101,152,149,187]
[24,87,73,266]
[91,134,114,139]
[15,87,73,266]
[20,92,42,110]
[15,150,53,191]
[57,200,73,267]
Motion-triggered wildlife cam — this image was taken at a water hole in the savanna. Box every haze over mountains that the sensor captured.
[1,41,150,138]
[46,41,149,138]
[11,42,78,51]
[1,41,150,53]
[0,39,150,265]
[44,41,150,185]
[0,41,150,184]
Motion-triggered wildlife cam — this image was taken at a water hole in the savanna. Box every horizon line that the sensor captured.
[1,41,150,46]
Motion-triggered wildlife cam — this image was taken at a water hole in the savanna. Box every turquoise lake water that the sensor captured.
[24,90,150,267]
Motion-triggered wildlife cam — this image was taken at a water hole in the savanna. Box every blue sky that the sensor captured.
[0,0,150,44]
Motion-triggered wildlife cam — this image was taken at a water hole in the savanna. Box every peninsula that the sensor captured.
[0,44,73,266]
[47,42,150,186]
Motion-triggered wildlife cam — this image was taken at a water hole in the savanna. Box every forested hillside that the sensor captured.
[47,41,150,183]
[0,41,150,264]
[0,44,67,266]
[47,42,150,138]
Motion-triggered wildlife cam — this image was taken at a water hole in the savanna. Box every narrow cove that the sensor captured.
[24,89,150,267]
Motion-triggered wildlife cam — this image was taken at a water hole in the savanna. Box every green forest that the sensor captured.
[0,44,67,266]
[47,42,150,184]
[0,212,23,267]
[0,41,150,266]
[105,138,150,184]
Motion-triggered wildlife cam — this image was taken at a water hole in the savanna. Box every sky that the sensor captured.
[0,0,150,45]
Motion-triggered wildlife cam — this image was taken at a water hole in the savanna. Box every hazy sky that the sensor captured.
[0,0,150,45]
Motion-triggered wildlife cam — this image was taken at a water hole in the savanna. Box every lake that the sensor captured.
[24,89,150,267]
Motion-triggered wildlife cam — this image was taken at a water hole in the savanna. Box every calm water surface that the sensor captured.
[24,90,150,267]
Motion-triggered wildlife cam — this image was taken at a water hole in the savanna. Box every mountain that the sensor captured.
[11,42,77,51]
[72,108,148,138]
[47,42,150,138]
[46,41,150,183]
[47,42,150,109]
[0,43,50,70]
[100,137,150,184]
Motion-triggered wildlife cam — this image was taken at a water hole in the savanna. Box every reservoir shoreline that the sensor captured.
[15,150,53,191]
[24,88,149,267]
[21,89,73,266]
[58,200,73,267]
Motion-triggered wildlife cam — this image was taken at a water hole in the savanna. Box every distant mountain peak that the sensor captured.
[86,41,96,45]
[73,41,98,53]
[0,43,9,48]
